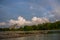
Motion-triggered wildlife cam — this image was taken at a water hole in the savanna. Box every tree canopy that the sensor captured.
[0,21,60,31]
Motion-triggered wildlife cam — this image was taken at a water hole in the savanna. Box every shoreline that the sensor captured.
[0,30,60,39]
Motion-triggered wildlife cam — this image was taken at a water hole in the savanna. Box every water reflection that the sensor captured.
[1,33,60,40]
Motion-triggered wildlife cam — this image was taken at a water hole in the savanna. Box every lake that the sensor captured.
[1,33,60,40]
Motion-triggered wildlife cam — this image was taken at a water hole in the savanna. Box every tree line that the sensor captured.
[0,21,60,31]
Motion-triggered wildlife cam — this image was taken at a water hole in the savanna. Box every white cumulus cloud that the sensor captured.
[9,16,49,26]
[32,17,49,25]
[0,22,6,26]
[9,16,31,26]
[0,16,49,27]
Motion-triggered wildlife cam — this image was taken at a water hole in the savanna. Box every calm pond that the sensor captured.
[1,33,60,40]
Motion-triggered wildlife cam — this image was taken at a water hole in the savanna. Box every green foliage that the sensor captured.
[37,24,43,30]
[18,27,24,31]
[24,25,33,31]
[0,28,10,31]
[31,25,38,30]
[0,21,60,31]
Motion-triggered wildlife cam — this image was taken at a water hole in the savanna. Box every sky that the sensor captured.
[0,0,60,27]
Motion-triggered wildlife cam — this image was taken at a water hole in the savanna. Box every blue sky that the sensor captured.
[0,0,60,27]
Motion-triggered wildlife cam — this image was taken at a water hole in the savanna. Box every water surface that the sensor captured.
[1,33,60,40]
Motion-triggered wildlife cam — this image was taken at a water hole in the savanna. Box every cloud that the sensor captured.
[48,0,60,20]
[9,16,31,26]
[8,16,49,26]
[0,22,6,26]
[0,0,60,23]
[32,17,49,24]
[1,0,60,27]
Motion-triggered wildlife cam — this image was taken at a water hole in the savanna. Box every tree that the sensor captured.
[24,25,33,31]
[18,27,24,31]
[31,25,38,30]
